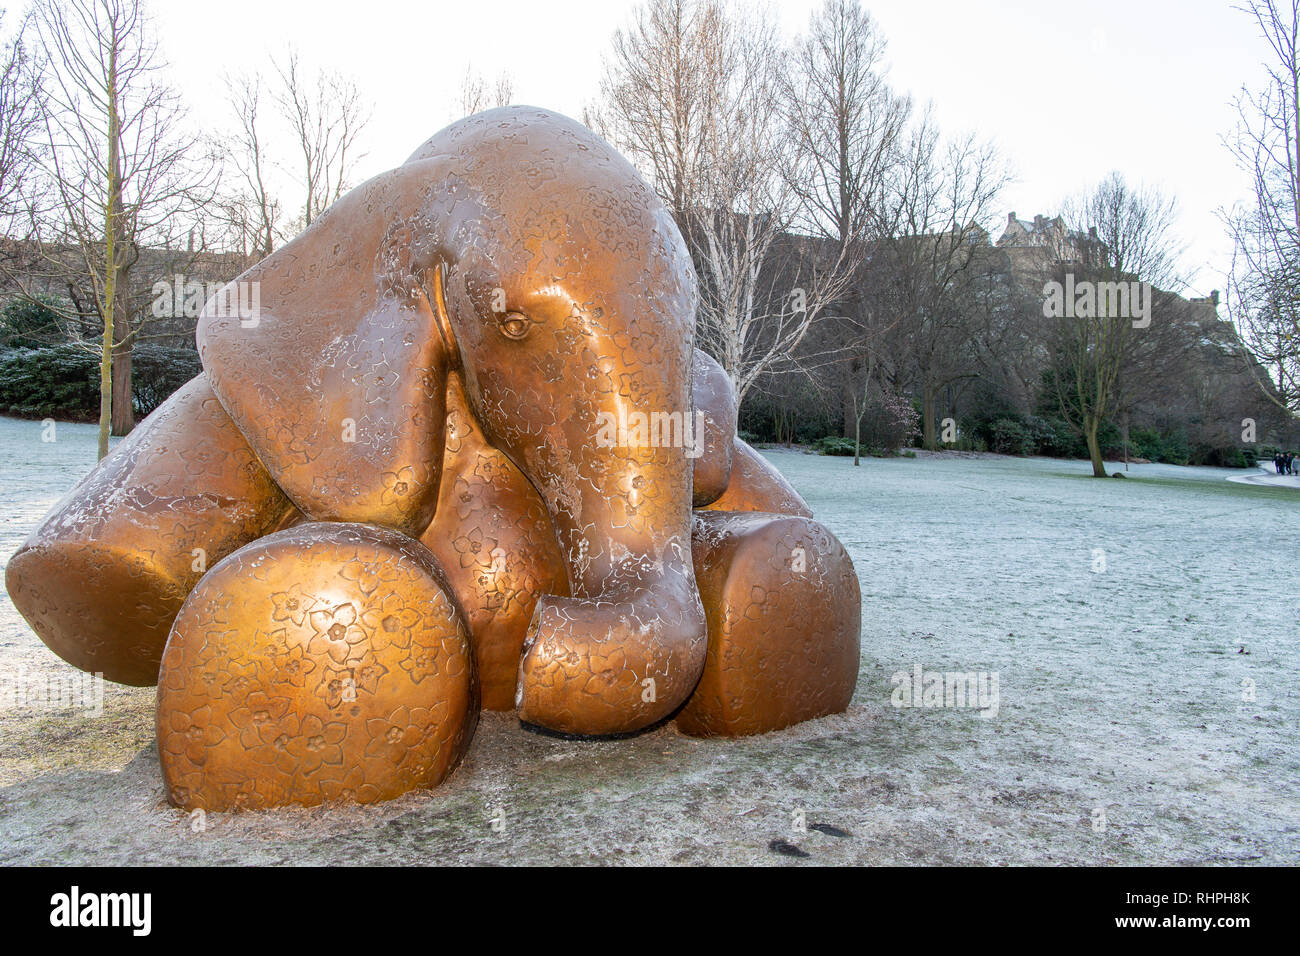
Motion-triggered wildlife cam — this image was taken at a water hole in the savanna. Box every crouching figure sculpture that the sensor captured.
[6,108,861,811]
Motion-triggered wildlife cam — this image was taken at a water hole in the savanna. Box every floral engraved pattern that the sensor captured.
[677,512,861,738]
[157,523,477,812]
[307,602,368,665]
[271,583,316,626]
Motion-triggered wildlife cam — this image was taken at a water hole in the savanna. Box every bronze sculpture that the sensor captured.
[6,107,861,811]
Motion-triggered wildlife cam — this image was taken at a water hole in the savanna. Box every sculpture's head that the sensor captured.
[199,108,707,735]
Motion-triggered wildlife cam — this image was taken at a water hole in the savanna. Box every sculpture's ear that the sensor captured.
[198,160,460,537]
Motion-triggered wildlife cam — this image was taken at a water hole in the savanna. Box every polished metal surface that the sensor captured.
[700,438,814,518]
[201,107,709,738]
[420,371,568,711]
[157,522,477,810]
[8,107,861,810]
[691,349,738,507]
[679,511,861,737]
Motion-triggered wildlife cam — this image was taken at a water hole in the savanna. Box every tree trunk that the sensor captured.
[97,296,113,460]
[1121,409,1130,471]
[98,202,117,456]
[842,366,858,439]
[922,384,937,450]
[1085,416,1107,477]
[110,336,133,435]
[98,43,123,458]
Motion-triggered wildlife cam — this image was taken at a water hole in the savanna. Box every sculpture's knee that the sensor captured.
[677,511,861,737]
[157,522,478,811]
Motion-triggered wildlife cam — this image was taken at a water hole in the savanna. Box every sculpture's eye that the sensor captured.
[499,311,531,340]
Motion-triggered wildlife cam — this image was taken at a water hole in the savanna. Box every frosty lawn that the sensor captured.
[0,415,1296,864]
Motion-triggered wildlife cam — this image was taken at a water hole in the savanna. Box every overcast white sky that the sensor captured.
[133,0,1272,296]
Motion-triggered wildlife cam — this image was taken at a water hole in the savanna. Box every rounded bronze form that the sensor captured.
[677,511,861,737]
[700,439,812,518]
[411,109,708,736]
[515,570,706,736]
[420,372,568,710]
[199,107,709,735]
[5,375,293,685]
[157,522,477,811]
[691,350,738,507]
[196,184,454,537]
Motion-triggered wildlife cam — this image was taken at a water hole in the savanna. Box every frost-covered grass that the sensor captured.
[0,416,1297,865]
[777,448,1299,859]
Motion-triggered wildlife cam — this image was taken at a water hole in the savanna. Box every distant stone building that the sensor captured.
[996,211,1103,274]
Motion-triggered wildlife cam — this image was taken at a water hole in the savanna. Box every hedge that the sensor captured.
[0,343,201,421]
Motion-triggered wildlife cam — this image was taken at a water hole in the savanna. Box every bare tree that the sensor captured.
[781,0,911,462]
[219,71,280,260]
[21,0,217,454]
[0,8,38,228]
[596,0,726,228]
[455,66,514,118]
[967,259,1048,419]
[1049,172,1185,476]
[688,8,799,401]
[217,56,372,256]
[875,109,1009,449]
[1223,0,1300,413]
[274,51,370,232]
[782,0,909,247]
[599,0,858,402]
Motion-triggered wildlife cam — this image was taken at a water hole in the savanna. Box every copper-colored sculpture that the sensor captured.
[157,522,477,810]
[420,371,567,712]
[680,512,860,737]
[6,107,860,811]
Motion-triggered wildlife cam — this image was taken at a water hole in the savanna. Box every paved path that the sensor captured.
[1226,462,1300,489]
